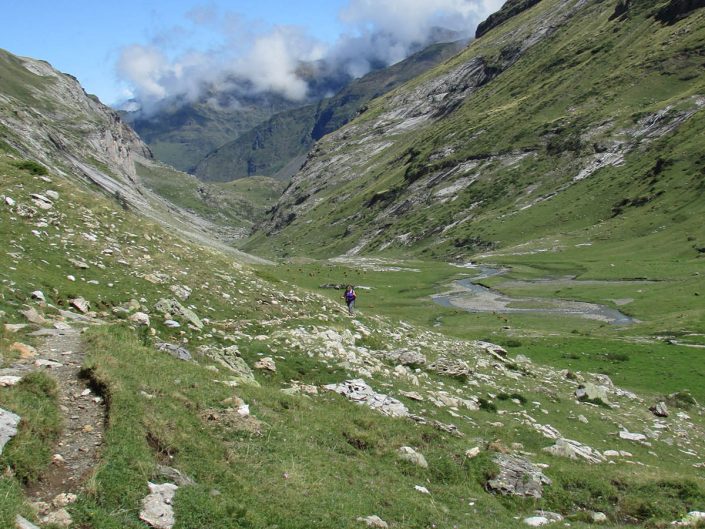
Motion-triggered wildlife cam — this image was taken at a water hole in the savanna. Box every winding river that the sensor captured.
[432,266,638,325]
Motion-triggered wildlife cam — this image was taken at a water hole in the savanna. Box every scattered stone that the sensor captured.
[42,509,72,528]
[129,312,151,326]
[45,190,60,200]
[4,323,28,333]
[5,196,16,207]
[169,284,192,301]
[672,511,705,527]
[591,511,608,523]
[35,359,63,368]
[156,465,196,486]
[385,348,427,367]
[30,290,45,302]
[68,258,90,269]
[576,383,610,404]
[543,438,605,464]
[281,381,318,396]
[209,347,257,384]
[650,401,669,417]
[254,357,277,372]
[0,407,21,455]
[429,356,471,378]
[324,379,408,417]
[603,450,632,458]
[356,515,389,529]
[465,446,481,459]
[52,454,65,465]
[21,307,47,325]
[487,454,551,498]
[523,512,563,526]
[10,342,37,359]
[15,515,40,529]
[399,390,424,401]
[140,482,178,529]
[155,342,193,362]
[52,493,78,508]
[164,320,181,328]
[619,430,647,442]
[69,297,90,314]
[414,485,430,494]
[155,298,203,329]
[0,376,22,387]
[398,446,428,468]
[30,194,53,210]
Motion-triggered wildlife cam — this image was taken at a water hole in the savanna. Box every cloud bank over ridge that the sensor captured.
[117,0,504,111]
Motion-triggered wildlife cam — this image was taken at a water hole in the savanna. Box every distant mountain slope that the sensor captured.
[122,91,301,173]
[247,0,705,262]
[193,40,468,182]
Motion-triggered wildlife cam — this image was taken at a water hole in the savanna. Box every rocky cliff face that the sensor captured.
[0,49,268,264]
[250,0,705,259]
[0,50,151,204]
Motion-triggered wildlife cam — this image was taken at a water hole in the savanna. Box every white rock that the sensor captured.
[52,493,78,508]
[672,511,705,526]
[619,430,647,442]
[5,196,16,207]
[45,190,60,200]
[130,312,151,326]
[414,485,430,494]
[465,446,481,459]
[254,357,276,372]
[67,275,76,282]
[398,446,428,468]
[140,482,179,529]
[35,359,63,368]
[0,376,22,387]
[42,508,72,528]
[356,515,389,528]
[164,320,181,328]
[31,290,45,302]
[0,407,22,454]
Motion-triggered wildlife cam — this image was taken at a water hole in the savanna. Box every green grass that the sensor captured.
[0,372,61,526]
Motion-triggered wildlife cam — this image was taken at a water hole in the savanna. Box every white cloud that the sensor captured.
[116,0,504,109]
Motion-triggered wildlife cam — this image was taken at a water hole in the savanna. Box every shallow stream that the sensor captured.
[432,266,637,325]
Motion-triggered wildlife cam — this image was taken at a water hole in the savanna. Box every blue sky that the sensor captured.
[3,0,500,106]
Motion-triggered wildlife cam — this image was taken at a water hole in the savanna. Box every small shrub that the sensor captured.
[478,398,497,413]
[13,159,48,175]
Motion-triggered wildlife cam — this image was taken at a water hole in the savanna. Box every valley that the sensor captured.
[1,0,705,526]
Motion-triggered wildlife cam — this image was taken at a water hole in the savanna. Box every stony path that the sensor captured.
[20,326,106,504]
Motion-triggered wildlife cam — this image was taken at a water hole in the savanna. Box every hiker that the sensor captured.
[343,285,357,316]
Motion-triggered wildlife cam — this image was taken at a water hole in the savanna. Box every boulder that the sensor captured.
[129,312,150,326]
[523,512,563,526]
[30,290,45,302]
[619,430,647,442]
[575,383,610,404]
[429,356,471,378]
[155,298,203,329]
[649,401,669,417]
[0,407,21,455]
[140,482,178,529]
[543,438,605,464]
[169,284,192,300]
[487,454,551,498]
[69,297,91,314]
[356,515,389,529]
[254,357,277,372]
[324,379,408,417]
[155,342,193,362]
[398,446,428,468]
[385,349,427,367]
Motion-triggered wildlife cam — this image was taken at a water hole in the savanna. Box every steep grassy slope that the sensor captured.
[194,41,467,182]
[249,0,705,268]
